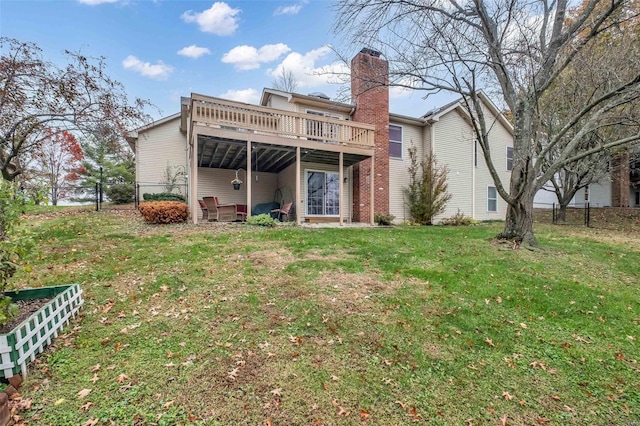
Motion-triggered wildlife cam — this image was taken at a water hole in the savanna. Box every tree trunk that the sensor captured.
[557,204,567,222]
[499,197,537,246]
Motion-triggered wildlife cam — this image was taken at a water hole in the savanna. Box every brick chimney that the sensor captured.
[611,149,630,207]
[351,48,390,222]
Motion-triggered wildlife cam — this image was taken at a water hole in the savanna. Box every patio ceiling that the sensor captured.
[196,136,370,173]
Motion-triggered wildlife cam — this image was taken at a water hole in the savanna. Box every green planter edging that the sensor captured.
[0,284,84,379]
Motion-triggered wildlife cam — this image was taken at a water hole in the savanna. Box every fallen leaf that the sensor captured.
[408,406,422,422]
[90,364,101,372]
[502,391,513,401]
[395,400,407,409]
[77,388,92,399]
[54,398,65,406]
[337,405,350,417]
[227,368,239,380]
[90,373,99,384]
[270,388,282,396]
[81,402,94,411]
[116,374,128,383]
[360,409,370,422]
[106,365,116,371]
[331,375,340,382]
[163,400,174,408]
[485,338,495,347]
[536,417,551,425]
[83,419,98,426]
[501,414,508,426]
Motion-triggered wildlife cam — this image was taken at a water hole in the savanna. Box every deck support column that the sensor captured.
[296,146,301,225]
[247,139,252,218]
[190,130,198,224]
[339,152,344,226]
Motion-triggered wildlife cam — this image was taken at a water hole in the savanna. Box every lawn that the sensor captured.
[7,209,640,425]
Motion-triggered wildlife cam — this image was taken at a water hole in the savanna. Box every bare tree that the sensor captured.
[334,0,640,246]
[0,38,152,182]
[271,67,299,93]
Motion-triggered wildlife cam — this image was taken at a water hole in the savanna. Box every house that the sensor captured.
[127,49,514,224]
[533,148,640,208]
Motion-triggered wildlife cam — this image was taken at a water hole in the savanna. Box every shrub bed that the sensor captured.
[138,201,188,224]
[142,193,186,202]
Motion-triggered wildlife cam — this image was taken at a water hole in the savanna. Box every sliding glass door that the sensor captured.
[306,171,340,216]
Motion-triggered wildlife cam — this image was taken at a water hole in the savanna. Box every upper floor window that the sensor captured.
[506,146,514,171]
[389,124,402,158]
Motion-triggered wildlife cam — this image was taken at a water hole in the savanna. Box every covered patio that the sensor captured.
[184,93,376,225]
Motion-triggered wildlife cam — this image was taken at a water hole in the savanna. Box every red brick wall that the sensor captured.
[350,50,389,222]
[611,150,630,207]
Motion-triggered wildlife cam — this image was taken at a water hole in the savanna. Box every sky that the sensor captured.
[1,0,453,121]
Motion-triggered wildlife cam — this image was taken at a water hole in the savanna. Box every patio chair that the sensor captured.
[198,200,209,221]
[203,196,239,222]
[236,204,248,222]
[271,202,293,222]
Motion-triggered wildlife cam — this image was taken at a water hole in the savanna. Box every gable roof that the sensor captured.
[422,92,514,135]
[260,88,355,114]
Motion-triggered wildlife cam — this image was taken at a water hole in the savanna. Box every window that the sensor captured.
[389,124,402,158]
[506,146,513,171]
[635,191,639,206]
[306,171,340,216]
[487,186,497,212]
[474,140,478,167]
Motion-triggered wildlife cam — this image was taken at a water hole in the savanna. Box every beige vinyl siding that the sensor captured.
[195,167,277,220]
[136,116,187,193]
[582,181,612,207]
[431,110,474,222]
[472,106,512,220]
[267,94,296,112]
[389,122,425,223]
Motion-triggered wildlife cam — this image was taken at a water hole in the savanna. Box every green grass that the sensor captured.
[8,210,640,425]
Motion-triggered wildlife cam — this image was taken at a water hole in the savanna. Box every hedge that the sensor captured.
[138,201,188,224]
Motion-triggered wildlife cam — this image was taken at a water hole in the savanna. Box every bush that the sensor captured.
[105,184,135,204]
[0,181,33,325]
[246,214,278,227]
[139,201,188,224]
[142,192,186,202]
[441,209,475,226]
[374,212,395,226]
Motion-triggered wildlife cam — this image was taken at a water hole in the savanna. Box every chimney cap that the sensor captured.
[360,48,381,58]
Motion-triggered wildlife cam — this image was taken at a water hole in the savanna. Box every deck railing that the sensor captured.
[190,94,375,150]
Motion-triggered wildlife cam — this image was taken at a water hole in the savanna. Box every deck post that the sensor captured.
[247,139,252,219]
[190,129,198,224]
[296,146,301,225]
[339,152,344,226]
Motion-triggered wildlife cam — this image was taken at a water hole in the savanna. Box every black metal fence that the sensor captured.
[538,204,640,231]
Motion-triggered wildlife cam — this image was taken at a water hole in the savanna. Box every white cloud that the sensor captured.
[122,55,173,80]
[218,88,259,104]
[177,45,211,59]
[274,3,303,16]
[77,0,118,4]
[222,44,291,71]
[181,2,241,36]
[268,46,349,89]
